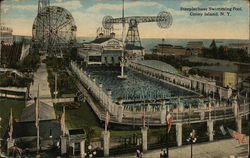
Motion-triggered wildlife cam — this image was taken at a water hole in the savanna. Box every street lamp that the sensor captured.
[0,117,2,156]
[84,145,97,158]
[186,129,197,158]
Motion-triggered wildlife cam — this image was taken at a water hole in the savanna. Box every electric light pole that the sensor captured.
[186,129,197,158]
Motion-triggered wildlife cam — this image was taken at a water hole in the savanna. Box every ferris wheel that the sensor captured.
[32,6,77,53]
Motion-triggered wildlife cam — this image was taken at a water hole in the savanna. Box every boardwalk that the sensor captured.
[117,137,249,158]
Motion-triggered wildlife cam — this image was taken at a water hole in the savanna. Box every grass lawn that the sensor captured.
[54,102,103,139]
[54,101,145,140]
[0,99,25,138]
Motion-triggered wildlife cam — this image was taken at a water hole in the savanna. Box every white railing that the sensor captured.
[70,61,123,121]
[128,62,232,100]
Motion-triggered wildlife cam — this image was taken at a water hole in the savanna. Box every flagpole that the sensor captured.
[9,108,13,141]
[105,111,109,132]
[143,107,145,128]
[63,106,65,136]
[166,121,169,158]
[166,110,169,158]
[105,111,107,132]
[37,121,39,154]
[105,122,107,132]
[36,85,40,154]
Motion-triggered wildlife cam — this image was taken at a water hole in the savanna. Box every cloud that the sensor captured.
[180,0,201,8]
[2,3,37,12]
[86,1,166,15]
[51,0,82,10]
[2,0,82,13]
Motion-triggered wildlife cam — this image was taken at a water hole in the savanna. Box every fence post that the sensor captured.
[7,138,15,156]
[117,101,124,122]
[176,123,182,147]
[60,135,68,155]
[160,106,166,124]
[80,139,86,158]
[102,131,110,157]
[207,120,214,141]
[236,117,242,133]
[141,127,148,152]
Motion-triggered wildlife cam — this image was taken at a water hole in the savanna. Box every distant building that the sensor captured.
[240,76,250,94]
[125,44,144,61]
[78,36,123,65]
[234,62,250,84]
[196,66,239,88]
[1,42,30,66]
[0,25,13,44]
[186,41,203,55]
[228,43,250,54]
[153,44,187,56]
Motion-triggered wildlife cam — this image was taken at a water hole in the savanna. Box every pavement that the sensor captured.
[27,56,53,106]
[116,138,249,158]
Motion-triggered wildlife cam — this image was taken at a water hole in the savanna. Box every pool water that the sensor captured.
[85,66,199,107]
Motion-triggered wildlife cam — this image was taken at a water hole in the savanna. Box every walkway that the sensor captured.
[27,56,53,106]
[22,55,56,121]
[117,138,249,158]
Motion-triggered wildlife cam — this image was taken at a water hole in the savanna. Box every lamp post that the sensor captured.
[84,145,97,158]
[0,117,2,156]
[54,73,58,100]
[186,129,197,158]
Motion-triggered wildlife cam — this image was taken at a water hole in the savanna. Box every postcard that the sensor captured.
[0,0,249,157]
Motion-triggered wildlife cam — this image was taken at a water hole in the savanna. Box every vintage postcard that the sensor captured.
[0,0,249,157]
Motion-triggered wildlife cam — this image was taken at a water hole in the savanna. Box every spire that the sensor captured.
[209,39,217,49]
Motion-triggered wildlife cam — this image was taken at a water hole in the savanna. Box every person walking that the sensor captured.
[136,149,142,158]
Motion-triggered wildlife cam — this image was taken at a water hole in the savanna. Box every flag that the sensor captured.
[60,106,65,134]
[166,113,173,133]
[220,125,227,135]
[191,129,196,138]
[8,108,13,140]
[227,128,247,144]
[35,85,39,128]
[105,111,110,131]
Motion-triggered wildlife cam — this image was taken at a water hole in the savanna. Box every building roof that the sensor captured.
[20,101,56,122]
[173,45,184,49]
[90,37,111,44]
[186,41,203,49]
[233,62,250,66]
[197,66,239,73]
[12,120,62,140]
[157,44,173,48]
[134,60,177,74]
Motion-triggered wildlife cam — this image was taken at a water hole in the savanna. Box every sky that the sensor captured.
[1,0,249,39]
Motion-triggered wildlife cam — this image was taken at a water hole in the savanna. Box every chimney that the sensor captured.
[110,32,115,38]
